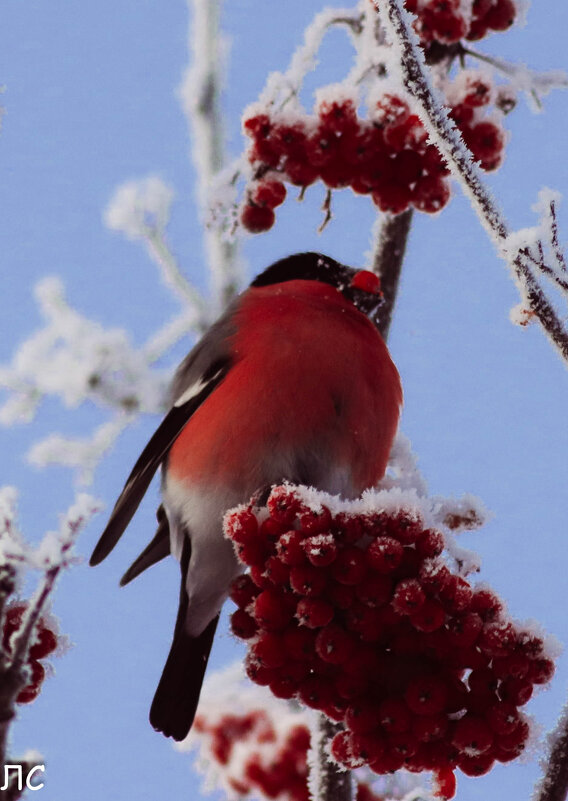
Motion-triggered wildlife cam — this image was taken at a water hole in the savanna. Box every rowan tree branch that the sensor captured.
[374,0,568,367]
[182,0,241,308]
[533,704,568,801]
[372,209,414,340]
[308,716,353,801]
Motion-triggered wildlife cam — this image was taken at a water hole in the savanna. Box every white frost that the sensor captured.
[0,276,170,426]
[104,175,174,241]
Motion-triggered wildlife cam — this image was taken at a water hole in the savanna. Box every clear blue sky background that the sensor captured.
[2,2,568,800]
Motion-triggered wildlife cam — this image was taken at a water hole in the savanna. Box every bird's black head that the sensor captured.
[251,252,384,326]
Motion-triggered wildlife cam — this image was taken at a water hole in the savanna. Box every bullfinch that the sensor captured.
[90,252,402,741]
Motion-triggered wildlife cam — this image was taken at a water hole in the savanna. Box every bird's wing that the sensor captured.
[119,504,170,586]
[90,334,236,565]
[90,375,225,566]
[90,300,239,568]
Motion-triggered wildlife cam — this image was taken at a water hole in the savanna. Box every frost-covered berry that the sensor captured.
[231,608,259,639]
[298,505,333,535]
[225,508,259,545]
[230,573,259,608]
[252,632,287,669]
[267,485,305,525]
[303,534,338,567]
[29,627,58,660]
[275,530,304,564]
[251,180,287,209]
[368,537,404,573]
[393,579,426,614]
[254,590,295,631]
[240,203,275,233]
[295,598,334,629]
[410,598,446,632]
[316,624,356,665]
[16,660,45,704]
[331,547,368,585]
[405,675,448,715]
[452,715,494,755]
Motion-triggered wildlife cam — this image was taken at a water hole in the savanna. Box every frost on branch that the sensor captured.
[224,483,556,796]
[104,175,173,241]
[532,701,568,801]
[104,176,211,319]
[0,276,169,425]
[178,0,242,306]
[504,190,568,324]
[27,418,129,487]
[0,488,26,581]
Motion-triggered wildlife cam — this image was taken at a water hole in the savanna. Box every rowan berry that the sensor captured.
[231,609,258,639]
[240,203,275,233]
[295,598,334,629]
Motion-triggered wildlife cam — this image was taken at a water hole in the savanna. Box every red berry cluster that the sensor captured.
[241,84,504,230]
[194,709,311,801]
[447,71,506,171]
[225,486,555,789]
[2,603,59,704]
[193,702,408,801]
[405,0,518,45]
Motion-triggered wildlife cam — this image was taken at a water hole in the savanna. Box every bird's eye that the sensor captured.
[349,270,382,295]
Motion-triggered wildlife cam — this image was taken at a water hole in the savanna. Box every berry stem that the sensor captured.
[308,715,354,801]
[372,209,414,340]
[374,0,568,367]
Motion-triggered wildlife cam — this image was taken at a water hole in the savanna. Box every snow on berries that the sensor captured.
[224,484,556,788]
[2,602,60,704]
[240,73,506,229]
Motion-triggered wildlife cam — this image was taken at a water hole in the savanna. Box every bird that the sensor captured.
[90,251,402,741]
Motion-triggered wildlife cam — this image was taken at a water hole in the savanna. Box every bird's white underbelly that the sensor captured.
[162,476,244,636]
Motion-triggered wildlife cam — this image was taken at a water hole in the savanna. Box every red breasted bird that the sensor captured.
[90,252,402,741]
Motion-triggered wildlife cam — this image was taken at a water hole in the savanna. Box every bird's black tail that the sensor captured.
[149,537,219,741]
[150,612,219,741]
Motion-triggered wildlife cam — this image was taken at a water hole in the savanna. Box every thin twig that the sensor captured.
[263,6,364,106]
[143,227,211,328]
[460,45,568,110]
[520,249,568,295]
[548,200,568,275]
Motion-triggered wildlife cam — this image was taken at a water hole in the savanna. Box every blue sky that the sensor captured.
[2,2,568,800]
